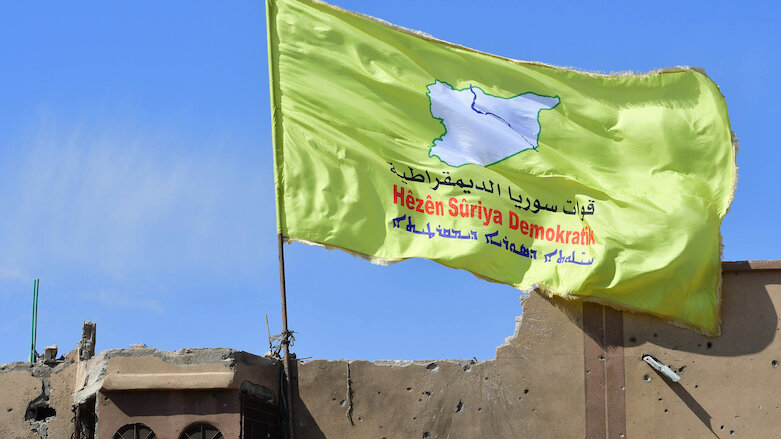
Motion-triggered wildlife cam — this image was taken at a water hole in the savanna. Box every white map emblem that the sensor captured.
[427,80,560,167]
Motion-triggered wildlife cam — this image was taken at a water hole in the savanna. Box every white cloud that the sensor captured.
[0,119,275,281]
[0,267,29,281]
[89,290,164,313]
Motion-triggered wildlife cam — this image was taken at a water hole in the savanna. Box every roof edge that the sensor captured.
[722,260,781,272]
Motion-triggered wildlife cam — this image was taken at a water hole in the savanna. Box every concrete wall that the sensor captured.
[292,263,781,439]
[0,347,280,439]
[0,370,48,439]
[97,389,241,438]
[293,290,585,439]
[91,348,280,438]
[622,265,781,438]
[0,350,78,439]
[1,262,779,439]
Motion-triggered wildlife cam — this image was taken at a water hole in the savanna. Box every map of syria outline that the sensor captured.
[427,80,560,167]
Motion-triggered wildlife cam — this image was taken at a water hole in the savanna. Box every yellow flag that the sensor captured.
[267,0,736,335]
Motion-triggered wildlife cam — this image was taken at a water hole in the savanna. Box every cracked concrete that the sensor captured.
[1,265,781,438]
[74,346,277,404]
[345,362,354,425]
[0,350,77,439]
[0,369,41,439]
[2,346,280,439]
[292,292,586,438]
[290,268,781,438]
[87,347,280,438]
[24,376,52,438]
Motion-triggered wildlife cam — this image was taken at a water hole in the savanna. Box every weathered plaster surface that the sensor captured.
[97,389,242,439]
[293,292,586,439]
[0,350,77,439]
[0,369,41,439]
[623,269,781,438]
[2,347,280,439]
[46,351,78,439]
[89,348,280,439]
[1,265,780,439]
[293,269,781,439]
[75,347,280,403]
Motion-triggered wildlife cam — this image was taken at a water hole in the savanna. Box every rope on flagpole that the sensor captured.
[266,314,296,360]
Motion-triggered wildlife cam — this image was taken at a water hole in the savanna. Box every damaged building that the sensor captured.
[2,260,781,438]
[1,327,281,439]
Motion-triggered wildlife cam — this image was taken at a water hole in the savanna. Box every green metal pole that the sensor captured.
[29,280,34,362]
[30,279,38,362]
[33,279,38,361]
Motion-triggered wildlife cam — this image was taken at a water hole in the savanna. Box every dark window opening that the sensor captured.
[74,396,97,439]
[179,423,223,439]
[242,392,280,439]
[114,423,156,439]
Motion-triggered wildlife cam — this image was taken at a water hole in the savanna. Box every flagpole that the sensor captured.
[277,232,295,439]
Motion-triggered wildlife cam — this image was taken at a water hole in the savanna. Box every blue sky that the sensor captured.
[0,0,778,364]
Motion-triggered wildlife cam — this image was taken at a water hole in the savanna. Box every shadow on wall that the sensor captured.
[105,390,238,417]
[293,395,327,439]
[621,270,778,356]
[290,361,326,439]
[545,269,778,355]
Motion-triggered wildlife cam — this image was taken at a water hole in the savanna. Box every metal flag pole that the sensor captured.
[277,233,296,439]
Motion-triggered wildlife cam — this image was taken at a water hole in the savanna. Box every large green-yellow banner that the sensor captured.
[266,0,736,334]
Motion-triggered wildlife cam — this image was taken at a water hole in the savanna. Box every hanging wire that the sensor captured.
[266,314,295,360]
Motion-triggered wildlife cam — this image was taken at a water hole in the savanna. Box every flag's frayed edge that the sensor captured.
[725,131,740,217]
[283,235,721,337]
[277,0,735,338]
[711,130,739,339]
[307,0,707,80]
